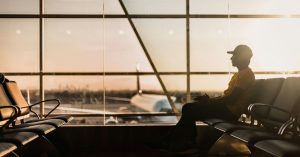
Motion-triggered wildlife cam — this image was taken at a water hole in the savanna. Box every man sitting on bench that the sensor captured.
[166,44,256,152]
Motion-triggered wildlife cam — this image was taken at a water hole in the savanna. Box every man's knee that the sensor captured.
[182,102,197,114]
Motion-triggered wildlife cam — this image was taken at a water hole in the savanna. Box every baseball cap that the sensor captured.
[227,44,253,59]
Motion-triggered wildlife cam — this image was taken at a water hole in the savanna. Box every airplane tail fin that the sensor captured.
[136,64,142,95]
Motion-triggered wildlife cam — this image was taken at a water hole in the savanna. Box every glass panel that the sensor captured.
[191,19,231,72]
[0,19,39,72]
[123,0,185,14]
[229,0,300,15]
[102,0,125,14]
[105,19,153,72]
[44,76,103,115]
[191,74,231,97]
[190,0,229,15]
[229,18,300,72]
[0,0,39,14]
[105,75,139,122]
[191,0,300,15]
[44,0,124,14]
[161,75,186,92]
[44,19,103,72]
[161,75,185,110]
[139,75,163,91]
[133,19,186,72]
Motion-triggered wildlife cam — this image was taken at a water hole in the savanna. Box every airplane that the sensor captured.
[106,64,178,113]
[104,64,180,123]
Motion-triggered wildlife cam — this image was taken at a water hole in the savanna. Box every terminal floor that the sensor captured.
[30,125,252,157]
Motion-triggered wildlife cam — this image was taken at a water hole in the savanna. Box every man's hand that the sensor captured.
[193,94,209,103]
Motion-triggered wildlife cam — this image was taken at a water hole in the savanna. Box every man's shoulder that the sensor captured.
[235,68,255,88]
[239,67,253,74]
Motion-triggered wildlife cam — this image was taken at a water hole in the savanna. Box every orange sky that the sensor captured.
[1,0,300,92]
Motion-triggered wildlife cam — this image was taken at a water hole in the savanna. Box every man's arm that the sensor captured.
[209,87,244,104]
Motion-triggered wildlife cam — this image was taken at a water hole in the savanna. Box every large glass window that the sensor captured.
[1,1,300,125]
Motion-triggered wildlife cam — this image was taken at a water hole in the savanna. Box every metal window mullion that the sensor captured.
[39,0,44,116]
[186,0,191,102]
[2,14,300,18]
[3,71,300,76]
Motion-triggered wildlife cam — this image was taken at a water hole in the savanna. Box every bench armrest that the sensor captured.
[21,99,61,119]
[248,103,292,118]
[0,105,20,131]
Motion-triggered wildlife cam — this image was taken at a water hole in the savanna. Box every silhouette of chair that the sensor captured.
[3,79,73,128]
[210,78,285,133]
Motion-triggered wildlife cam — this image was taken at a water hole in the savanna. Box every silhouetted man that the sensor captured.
[167,44,255,151]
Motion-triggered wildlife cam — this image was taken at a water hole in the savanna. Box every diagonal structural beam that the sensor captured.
[118,0,179,115]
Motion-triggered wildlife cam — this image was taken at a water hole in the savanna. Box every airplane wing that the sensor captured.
[105,96,131,102]
[44,105,116,114]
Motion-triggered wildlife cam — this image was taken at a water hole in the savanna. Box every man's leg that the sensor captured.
[168,102,238,151]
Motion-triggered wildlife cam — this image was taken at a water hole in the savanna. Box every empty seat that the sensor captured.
[1,132,38,146]
[3,80,72,127]
[255,140,300,157]
[0,83,57,136]
[250,78,285,119]
[230,77,300,144]
[0,105,38,156]
[0,142,17,157]
[213,78,285,133]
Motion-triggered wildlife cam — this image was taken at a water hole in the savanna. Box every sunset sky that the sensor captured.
[1,0,300,92]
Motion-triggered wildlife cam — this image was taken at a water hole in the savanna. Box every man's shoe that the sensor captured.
[168,139,196,152]
[144,139,169,150]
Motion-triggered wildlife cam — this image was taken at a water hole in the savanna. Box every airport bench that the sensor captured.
[3,80,73,126]
[204,77,300,156]
[203,77,284,141]
[0,74,73,156]
[251,112,300,157]
[0,105,39,156]
[204,77,284,129]
[229,77,300,143]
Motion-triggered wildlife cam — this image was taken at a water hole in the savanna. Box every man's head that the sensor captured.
[227,44,252,68]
